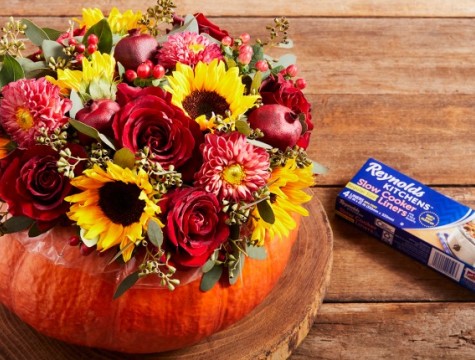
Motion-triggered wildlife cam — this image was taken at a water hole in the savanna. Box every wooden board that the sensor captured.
[0,193,333,360]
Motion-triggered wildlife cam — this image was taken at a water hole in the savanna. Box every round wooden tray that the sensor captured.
[0,193,333,359]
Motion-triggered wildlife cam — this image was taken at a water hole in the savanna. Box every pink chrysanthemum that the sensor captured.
[157,31,223,69]
[0,78,72,148]
[195,132,270,202]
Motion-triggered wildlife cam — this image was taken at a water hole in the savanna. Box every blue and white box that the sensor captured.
[336,158,475,292]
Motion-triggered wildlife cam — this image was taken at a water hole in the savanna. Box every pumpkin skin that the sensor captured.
[0,215,300,353]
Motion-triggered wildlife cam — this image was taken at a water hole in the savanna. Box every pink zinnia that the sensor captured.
[0,78,72,148]
[157,31,223,69]
[195,132,270,203]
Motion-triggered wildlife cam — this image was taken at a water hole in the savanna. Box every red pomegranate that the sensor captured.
[75,99,120,138]
[248,104,302,150]
[114,30,158,70]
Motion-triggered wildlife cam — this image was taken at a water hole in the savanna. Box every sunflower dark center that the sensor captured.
[182,90,229,119]
[99,182,145,226]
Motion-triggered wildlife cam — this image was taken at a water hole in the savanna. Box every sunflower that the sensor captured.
[65,162,162,262]
[251,158,314,245]
[47,52,117,100]
[165,59,260,131]
[75,7,144,35]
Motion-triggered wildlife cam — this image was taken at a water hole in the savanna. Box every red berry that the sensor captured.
[87,43,97,54]
[69,235,81,246]
[238,52,252,65]
[239,44,253,55]
[87,34,99,45]
[79,243,95,256]
[145,59,154,68]
[240,33,251,43]
[76,53,85,62]
[295,78,307,90]
[125,69,138,82]
[286,64,298,77]
[69,38,78,46]
[137,63,152,79]
[221,36,233,46]
[255,60,269,72]
[152,64,165,79]
[75,43,86,53]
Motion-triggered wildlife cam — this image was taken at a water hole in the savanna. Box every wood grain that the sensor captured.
[1,0,475,17]
[0,194,333,360]
[292,302,475,359]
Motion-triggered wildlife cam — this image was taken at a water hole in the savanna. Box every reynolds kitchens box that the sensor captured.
[336,158,475,291]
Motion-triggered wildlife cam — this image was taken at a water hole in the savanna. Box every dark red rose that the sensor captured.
[0,144,86,226]
[112,84,203,183]
[259,73,314,149]
[160,187,229,267]
[75,99,120,139]
[194,13,231,41]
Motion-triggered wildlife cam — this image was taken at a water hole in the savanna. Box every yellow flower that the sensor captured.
[252,158,314,245]
[165,60,260,131]
[76,7,143,35]
[65,162,162,262]
[48,52,117,99]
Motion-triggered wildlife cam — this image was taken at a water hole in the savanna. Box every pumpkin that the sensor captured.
[0,215,301,353]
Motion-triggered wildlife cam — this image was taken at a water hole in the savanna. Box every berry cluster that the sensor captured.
[69,34,99,63]
[125,60,166,82]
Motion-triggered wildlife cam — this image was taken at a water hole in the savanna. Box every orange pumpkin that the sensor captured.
[0,215,300,353]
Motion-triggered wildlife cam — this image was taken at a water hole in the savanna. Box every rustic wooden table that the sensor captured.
[1,0,475,359]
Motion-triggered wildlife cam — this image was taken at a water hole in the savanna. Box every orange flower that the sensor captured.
[0,137,12,159]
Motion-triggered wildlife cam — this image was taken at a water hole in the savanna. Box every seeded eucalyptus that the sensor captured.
[139,0,177,36]
[0,17,26,57]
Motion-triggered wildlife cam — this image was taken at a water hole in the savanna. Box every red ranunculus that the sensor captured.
[160,187,230,267]
[259,73,314,149]
[112,84,203,182]
[194,13,231,41]
[0,144,86,227]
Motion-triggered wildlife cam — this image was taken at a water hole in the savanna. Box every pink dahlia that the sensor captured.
[157,31,223,69]
[195,132,270,202]
[0,78,72,149]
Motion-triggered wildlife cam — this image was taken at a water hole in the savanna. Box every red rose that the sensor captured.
[112,84,203,182]
[194,13,231,41]
[0,144,85,227]
[160,187,230,267]
[260,74,314,149]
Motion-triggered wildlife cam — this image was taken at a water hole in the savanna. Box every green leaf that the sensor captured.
[113,148,136,169]
[312,160,328,175]
[69,90,84,119]
[202,258,216,273]
[1,216,34,234]
[42,28,62,41]
[250,70,262,94]
[113,271,140,299]
[0,54,25,88]
[246,244,267,260]
[84,19,113,54]
[41,39,68,60]
[275,53,297,68]
[147,219,163,248]
[200,265,223,291]
[21,19,52,46]
[229,252,245,285]
[257,199,275,224]
[28,222,49,237]
[69,118,116,150]
[246,138,272,150]
[235,118,252,136]
[16,58,50,79]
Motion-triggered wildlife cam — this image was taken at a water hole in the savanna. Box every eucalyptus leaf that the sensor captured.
[1,216,34,234]
[28,222,49,237]
[246,138,273,150]
[84,19,113,54]
[69,118,116,150]
[21,19,51,46]
[229,252,245,285]
[246,244,267,260]
[235,118,252,136]
[42,39,68,60]
[257,199,275,224]
[113,271,140,299]
[312,160,329,175]
[16,58,50,79]
[0,54,25,88]
[202,258,216,273]
[69,90,84,119]
[200,265,223,291]
[42,28,62,41]
[275,53,297,68]
[147,219,163,248]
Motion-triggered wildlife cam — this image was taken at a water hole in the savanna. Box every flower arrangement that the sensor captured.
[0,1,320,298]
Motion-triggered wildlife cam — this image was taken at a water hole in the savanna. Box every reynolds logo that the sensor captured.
[365,162,425,197]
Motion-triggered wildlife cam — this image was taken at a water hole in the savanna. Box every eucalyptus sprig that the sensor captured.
[0,17,26,57]
[139,0,177,36]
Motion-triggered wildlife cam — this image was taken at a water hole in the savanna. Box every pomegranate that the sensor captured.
[76,99,120,138]
[114,30,158,70]
[248,104,302,151]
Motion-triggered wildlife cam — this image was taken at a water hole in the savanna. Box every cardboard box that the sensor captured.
[336,158,475,291]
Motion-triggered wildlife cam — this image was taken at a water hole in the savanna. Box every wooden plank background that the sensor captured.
[1,0,475,359]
